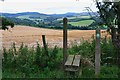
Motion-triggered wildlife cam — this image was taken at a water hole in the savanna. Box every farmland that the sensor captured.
[57,16,94,26]
[1,25,109,49]
[69,20,94,26]
[1,1,120,78]
[2,26,117,78]
[2,12,100,30]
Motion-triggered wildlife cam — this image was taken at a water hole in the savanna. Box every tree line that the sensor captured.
[0,17,14,30]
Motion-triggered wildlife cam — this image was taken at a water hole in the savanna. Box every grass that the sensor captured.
[17,15,31,19]
[69,20,94,26]
[57,16,80,21]
[80,16,91,18]
[57,16,91,21]
[3,68,64,78]
[2,38,119,78]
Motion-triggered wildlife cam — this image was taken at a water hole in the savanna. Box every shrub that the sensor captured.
[100,65,118,78]
[2,38,118,78]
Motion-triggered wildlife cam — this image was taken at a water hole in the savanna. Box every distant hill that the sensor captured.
[0,12,101,30]
[1,12,47,17]
[50,12,98,18]
[1,12,97,18]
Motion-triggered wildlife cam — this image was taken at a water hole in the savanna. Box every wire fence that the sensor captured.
[1,35,82,49]
[0,30,108,49]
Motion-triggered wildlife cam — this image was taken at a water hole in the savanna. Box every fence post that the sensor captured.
[63,18,68,65]
[95,27,101,76]
[42,35,48,56]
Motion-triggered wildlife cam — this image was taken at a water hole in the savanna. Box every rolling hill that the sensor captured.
[1,12,97,19]
[0,12,99,30]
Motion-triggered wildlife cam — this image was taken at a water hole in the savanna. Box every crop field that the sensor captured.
[57,16,91,21]
[80,16,91,18]
[2,25,117,78]
[57,16,80,21]
[57,16,94,26]
[69,20,94,26]
[1,25,109,49]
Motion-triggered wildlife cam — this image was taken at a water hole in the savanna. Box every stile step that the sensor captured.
[72,55,81,67]
[65,55,74,66]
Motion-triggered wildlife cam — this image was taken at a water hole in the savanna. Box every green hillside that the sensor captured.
[2,12,98,30]
[69,20,94,26]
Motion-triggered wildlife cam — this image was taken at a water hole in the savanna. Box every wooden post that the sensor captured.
[95,27,101,76]
[42,35,48,56]
[63,18,68,64]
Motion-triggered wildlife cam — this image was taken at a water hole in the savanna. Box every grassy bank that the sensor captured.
[2,38,119,78]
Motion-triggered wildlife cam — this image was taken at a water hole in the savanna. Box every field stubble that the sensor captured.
[0,25,110,49]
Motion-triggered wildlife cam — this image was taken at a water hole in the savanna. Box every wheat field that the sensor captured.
[0,25,110,49]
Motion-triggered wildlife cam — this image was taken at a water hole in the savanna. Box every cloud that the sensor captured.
[0,0,97,14]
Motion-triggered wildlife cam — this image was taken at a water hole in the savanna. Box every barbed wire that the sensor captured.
[0,31,107,39]
[0,34,63,38]
[1,41,77,49]
[0,30,108,49]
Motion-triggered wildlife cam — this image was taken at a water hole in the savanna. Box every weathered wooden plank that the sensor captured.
[65,55,74,66]
[72,55,81,67]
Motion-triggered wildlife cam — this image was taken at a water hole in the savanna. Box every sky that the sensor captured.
[0,0,98,14]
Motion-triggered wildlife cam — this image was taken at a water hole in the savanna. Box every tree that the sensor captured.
[0,17,14,30]
[95,0,120,77]
[95,0,120,43]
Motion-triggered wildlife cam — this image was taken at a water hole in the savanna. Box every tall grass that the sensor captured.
[69,37,117,65]
[2,42,62,78]
[2,38,118,78]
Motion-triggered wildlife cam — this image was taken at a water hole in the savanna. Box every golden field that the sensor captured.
[0,25,110,49]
